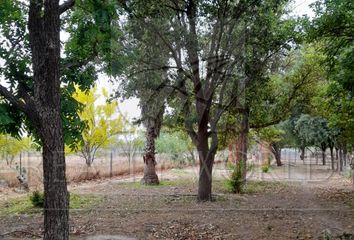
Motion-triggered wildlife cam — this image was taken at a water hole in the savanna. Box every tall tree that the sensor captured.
[0,0,117,238]
[118,0,299,200]
[115,7,171,185]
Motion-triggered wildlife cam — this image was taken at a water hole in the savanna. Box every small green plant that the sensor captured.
[30,191,45,208]
[261,156,272,173]
[225,160,246,193]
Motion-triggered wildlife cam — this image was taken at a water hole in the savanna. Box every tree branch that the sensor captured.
[59,0,75,15]
[0,85,28,113]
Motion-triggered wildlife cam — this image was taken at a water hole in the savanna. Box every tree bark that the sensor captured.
[197,130,215,201]
[142,119,159,185]
[28,1,69,239]
[41,112,69,240]
[271,143,282,167]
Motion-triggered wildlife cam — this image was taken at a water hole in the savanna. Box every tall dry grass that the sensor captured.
[0,151,174,189]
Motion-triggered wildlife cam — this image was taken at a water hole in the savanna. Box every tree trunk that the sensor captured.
[339,147,343,172]
[28,2,69,239]
[41,113,69,240]
[330,146,334,170]
[343,145,347,167]
[235,110,249,180]
[300,146,305,161]
[142,120,159,185]
[271,142,282,166]
[321,143,326,165]
[197,132,214,201]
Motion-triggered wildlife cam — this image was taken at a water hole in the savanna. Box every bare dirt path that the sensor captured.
[0,161,353,240]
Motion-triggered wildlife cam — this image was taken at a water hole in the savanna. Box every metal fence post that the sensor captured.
[110,151,113,178]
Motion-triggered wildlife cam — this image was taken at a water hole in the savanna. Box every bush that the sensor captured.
[225,160,246,193]
[29,191,44,208]
[261,156,272,173]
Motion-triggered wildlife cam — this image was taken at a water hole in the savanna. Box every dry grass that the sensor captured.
[0,152,174,189]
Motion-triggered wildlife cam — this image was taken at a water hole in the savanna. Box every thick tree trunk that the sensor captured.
[197,154,214,201]
[41,113,69,240]
[142,121,159,185]
[28,1,69,239]
[197,132,214,201]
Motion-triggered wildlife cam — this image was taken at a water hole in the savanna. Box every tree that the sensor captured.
[0,134,33,166]
[255,126,285,166]
[0,0,117,238]
[307,0,354,171]
[118,0,302,201]
[294,114,331,165]
[114,7,172,185]
[71,86,124,167]
[308,0,353,94]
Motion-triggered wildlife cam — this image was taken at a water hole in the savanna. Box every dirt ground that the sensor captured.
[0,160,353,240]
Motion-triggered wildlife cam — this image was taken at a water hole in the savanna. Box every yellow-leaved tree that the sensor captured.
[0,134,33,166]
[71,86,124,167]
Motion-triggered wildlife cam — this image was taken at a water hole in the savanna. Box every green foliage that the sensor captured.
[261,156,272,173]
[156,131,196,164]
[30,191,44,208]
[0,0,121,146]
[225,161,246,194]
[309,0,353,93]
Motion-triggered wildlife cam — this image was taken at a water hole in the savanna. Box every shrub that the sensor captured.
[225,160,246,193]
[261,156,272,173]
[29,191,44,208]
